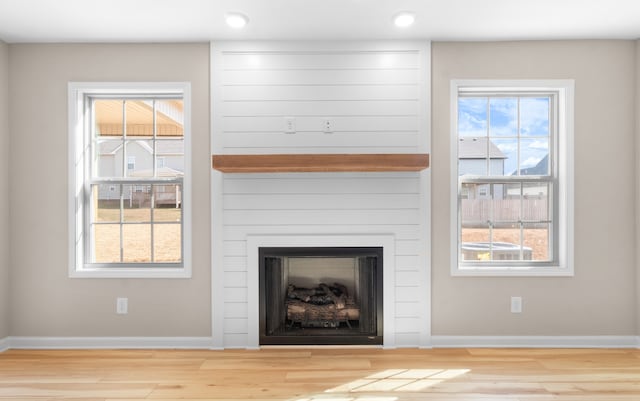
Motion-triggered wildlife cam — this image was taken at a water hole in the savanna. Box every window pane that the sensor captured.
[122,184,151,222]
[490,225,526,261]
[492,183,520,222]
[523,223,550,261]
[489,97,517,137]
[93,224,121,263]
[491,138,517,176]
[458,138,488,176]
[125,100,154,137]
[458,97,487,137]
[156,99,184,137]
[154,224,182,262]
[155,140,185,176]
[123,224,151,262]
[94,99,123,137]
[523,182,549,221]
[520,97,550,137]
[94,184,120,223]
[95,140,124,178]
[125,140,153,177]
[461,224,491,261]
[519,138,549,175]
[461,183,490,224]
[153,184,182,213]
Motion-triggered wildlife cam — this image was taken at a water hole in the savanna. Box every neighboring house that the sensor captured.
[98,140,184,207]
[458,137,506,199]
[507,154,549,197]
[458,137,506,176]
[518,154,549,175]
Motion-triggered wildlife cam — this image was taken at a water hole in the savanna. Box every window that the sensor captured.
[68,82,191,278]
[127,156,136,170]
[451,80,573,276]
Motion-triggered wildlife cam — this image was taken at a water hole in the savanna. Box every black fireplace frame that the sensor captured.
[259,246,383,345]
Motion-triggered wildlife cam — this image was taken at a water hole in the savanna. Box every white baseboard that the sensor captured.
[0,337,8,352]
[1,336,639,350]
[6,336,213,350]
[431,335,639,348]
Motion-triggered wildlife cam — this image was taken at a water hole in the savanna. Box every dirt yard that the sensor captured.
[94,208,181,263]
[462,228,549,260]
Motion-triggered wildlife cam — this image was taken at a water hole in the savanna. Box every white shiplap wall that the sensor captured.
[211,41,431,348]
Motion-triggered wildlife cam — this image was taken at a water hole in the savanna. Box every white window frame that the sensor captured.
[68,82,192,278]
[450,79,574,277]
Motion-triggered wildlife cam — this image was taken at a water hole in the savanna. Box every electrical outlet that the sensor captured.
[284,117,296,134]
[116,297,128,314]
[510,296,522,313]
[323,118,333,133]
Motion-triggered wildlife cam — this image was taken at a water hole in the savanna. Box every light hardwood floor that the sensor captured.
[0,347,639,400]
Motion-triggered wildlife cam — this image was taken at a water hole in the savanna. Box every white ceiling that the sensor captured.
[0,0,639,43]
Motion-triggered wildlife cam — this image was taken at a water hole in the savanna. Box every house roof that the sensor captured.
[128,166,184,177]
[458,137,506,160]
[98,140,184,156]
[95,100,184,137]
[517,154,549,176]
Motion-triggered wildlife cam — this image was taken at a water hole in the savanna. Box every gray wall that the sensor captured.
[637,39,640,338]
[3,40,639,340]
[432,41,637,336]
[0,40,8,339]
[8,44,211,336]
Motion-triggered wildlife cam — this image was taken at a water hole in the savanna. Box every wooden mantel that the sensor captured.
[211,153,429,173]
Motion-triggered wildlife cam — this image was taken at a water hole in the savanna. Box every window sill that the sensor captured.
[69,266,192,279]
[452,265,574,277]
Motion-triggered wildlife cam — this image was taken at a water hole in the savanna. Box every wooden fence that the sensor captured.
[461,198,548,224]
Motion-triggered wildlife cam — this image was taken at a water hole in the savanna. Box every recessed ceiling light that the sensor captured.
[393,11,415,28]
[226,12,249,29]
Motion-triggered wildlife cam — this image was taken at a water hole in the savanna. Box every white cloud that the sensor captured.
[458,111,487,137]
[521,156,542,168]
[520,98,550,136]
[526,140,549,150]
[496,142,517,153]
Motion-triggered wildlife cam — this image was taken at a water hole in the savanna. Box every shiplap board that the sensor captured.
[224,302,248,318]
[221,69,419,86]
[223,209,420,226]
[222,100,420,116]
[222,146,419,154]
[222,85,420,102]
[395,239,421,255]
[223,193,421,210]
[222,240,247,256]
[222,133,420,149]
[222,175,420,194]
[221,51,421,70]
[224,318,249,335]
[395,302,423,318]
[222,115,419,134]
[211,41,431,348]
[396,271,423,286]
[223,224,423,241]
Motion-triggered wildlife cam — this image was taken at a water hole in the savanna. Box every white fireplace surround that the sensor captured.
[210,41,432,349]
[246,234,396,348]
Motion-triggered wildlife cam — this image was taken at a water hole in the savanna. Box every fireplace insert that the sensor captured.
[259,247,383,345]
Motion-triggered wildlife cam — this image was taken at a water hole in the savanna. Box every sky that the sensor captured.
[458,96,550,175]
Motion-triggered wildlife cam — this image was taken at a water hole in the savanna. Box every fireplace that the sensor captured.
[259,247,383,345]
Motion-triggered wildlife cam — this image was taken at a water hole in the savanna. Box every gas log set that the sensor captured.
[286,283,360,328]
